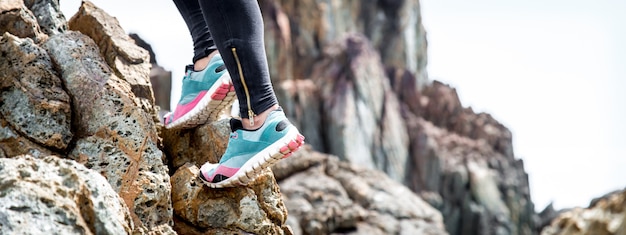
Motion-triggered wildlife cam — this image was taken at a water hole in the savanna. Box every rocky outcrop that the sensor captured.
[0,0,175,233]
[0,1,173,234]
[0,155,133,234]
[541,189,626,235]
[259,1,537,234]
[272,146,448,234]
[310,34,410,184]
[390,80,536,235]
[45,30,174,234]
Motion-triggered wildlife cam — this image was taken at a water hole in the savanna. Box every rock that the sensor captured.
[129,33,158,64]
[310,34,409,183]
[404,113,535,235]
[130,33,172,112]
[23,0,67,35]
[272,146,448,235]
[44,31,173,233]
[412,81,515,159]
[171,163,291,234]
[260,0,428,86]
[0,0,46,43]
[536,203,566,233]
[68,1,156,119]
[0,155,133,234]
[161,118,231,171]
[541,189,626,235]
[0,33,72,151]
[164,118,293,234]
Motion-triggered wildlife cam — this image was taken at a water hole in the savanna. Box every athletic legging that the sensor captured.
[173,0,278,121]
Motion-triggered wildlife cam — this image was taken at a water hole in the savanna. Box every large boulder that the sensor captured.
[0,155,133,234]
[44,30,174,234]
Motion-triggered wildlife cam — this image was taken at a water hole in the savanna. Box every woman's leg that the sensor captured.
[165,0,236,129]
[196,0,304,188]
[198,0,278,129]
[172,0,216,67]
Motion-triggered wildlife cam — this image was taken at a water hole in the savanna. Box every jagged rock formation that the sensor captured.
[260,0,537,234]
[541,189,626,235]
[401,81,536,235]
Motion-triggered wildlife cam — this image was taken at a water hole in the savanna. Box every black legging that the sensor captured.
[173,0,277,119]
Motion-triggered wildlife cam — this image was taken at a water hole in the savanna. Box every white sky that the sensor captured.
[60,0,626,211]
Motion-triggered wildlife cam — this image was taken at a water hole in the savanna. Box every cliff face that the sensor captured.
[259,0,536,234]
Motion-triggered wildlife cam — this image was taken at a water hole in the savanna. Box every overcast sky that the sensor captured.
[60,0,625,211]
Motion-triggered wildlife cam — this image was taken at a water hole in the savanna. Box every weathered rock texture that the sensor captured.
[0,155,134,234]
[44,30,174,234]
[23,0,67,35]
[541,189,626,235]
[272,146,448,235]
[0,0,47,43]
[0,33,71,155]
[171,164,292,234]
[68,1,156,119]
[1,0,174,233]
[162,115,297,234]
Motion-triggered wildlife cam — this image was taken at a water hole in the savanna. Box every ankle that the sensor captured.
[241,105,279,130]
[193,50,219,71]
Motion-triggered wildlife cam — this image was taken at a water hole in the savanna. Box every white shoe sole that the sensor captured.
[200,127,304,188]
[165,73,236,129]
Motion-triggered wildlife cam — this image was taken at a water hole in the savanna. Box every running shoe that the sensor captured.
[164,54,236,129]
[198,107,305,188]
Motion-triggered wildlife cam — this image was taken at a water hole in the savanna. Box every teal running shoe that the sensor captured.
[164,54,236,129]
[198,107,305,188]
